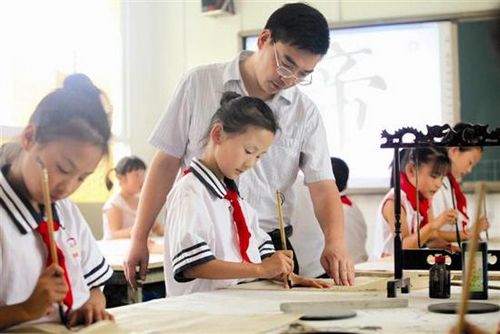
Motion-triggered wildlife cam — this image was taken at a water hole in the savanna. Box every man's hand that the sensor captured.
[320,242,354,286]
[124,236,150,289]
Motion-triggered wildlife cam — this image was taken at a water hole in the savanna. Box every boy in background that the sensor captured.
[290,157,367,278]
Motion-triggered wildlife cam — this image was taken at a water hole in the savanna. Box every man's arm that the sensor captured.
[124,150,181,288]
[308,179,354,286]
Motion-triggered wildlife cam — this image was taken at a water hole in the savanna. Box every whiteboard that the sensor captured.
[243,21,456,188]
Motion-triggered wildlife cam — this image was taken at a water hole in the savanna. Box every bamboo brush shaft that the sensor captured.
[40,168,58,264]
[457,182,486,333]
[276,191,287,251]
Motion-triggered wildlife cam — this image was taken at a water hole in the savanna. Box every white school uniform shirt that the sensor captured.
[149,51,334,233]
[343,197,368,265]
[370,188,419,260]
[0,166,113,324]
[163,158,275,297]
[432,177,468,232]
[289,175,367,278]
[102,192,138,240]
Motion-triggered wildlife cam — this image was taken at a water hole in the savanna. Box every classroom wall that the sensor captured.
[78,1,499,246]
[124,0,500,163]
[119,0,500,249]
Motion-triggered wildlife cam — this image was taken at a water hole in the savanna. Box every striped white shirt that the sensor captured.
[150,51,333,232]
[164,158,274,297]
[0,166,113,324]
[290,175,367,278]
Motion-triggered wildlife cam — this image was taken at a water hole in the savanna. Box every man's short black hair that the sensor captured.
[264,3,330,55]
[331,157,349,192]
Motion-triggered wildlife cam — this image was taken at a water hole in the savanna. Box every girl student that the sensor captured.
[433,124,489,243]
[103,156,163,240]
[371,147,459,259]
[163,92,331,296]
[0,74,114,330]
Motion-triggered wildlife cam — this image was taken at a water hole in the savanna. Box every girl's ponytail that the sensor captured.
[105,168,115,191]
[105,156,146,191]
[28,73,111,155]
[201,91,279,146]
[0,142,22,167]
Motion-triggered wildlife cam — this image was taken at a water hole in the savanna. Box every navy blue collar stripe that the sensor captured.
[0,167,63,233]
[190,159,226,198]
[0,180,36,232]
[0,196,28,234]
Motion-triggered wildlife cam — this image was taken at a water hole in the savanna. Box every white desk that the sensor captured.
[8,265,499,333]
[97,239,164,304]
[105,284,499,333]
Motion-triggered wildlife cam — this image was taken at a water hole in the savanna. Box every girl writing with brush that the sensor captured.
[163,92,330,296]
[371,147,458,259]
[0,74,114,330]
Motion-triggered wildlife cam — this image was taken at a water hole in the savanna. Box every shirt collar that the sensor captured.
[443,174,450,189]
[0,165,62,234]
[223,51,294,106]
[189,158,228,199]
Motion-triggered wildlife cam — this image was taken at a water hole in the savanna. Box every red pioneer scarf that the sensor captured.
[400,172,430,233]
[341,195,352,207]
[184,169,252,262]
[36,220,73,311]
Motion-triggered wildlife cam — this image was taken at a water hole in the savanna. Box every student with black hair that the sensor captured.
[432,123,489,243]
[164,92,330,296]
[290,157,367,278]
[371,148,457,259]
[0,73,113,330]
[103,156,163,240]
[330,158,368,265]
[126,2,354,287]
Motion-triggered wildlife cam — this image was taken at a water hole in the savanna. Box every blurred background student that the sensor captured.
[290,157,368,278]
[103,156,164,240]
[102,156,165,306]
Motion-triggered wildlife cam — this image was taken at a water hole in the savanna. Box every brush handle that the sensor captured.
[275,191,287,251]
[40,168,58,264]
[276,191,291,289]
[457,182,485,333]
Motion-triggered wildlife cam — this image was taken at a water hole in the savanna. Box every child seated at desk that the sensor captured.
[289,157,367,278]
[163,92,331,296]
[103,156,164,240]
[371,148,458,259]
[102,157,165,306]
[0,73,113,330]
[432,123,489,243]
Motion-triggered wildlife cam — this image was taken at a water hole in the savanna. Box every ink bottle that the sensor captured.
[429,254,450,298]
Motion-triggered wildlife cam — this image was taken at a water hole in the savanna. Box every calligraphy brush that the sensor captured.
[37,157,69,328]
[456,183,485,333]
[276,191,292,289]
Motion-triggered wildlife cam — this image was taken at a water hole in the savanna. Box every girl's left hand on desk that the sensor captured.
[68,290,114,327]
[290,274,332,289]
